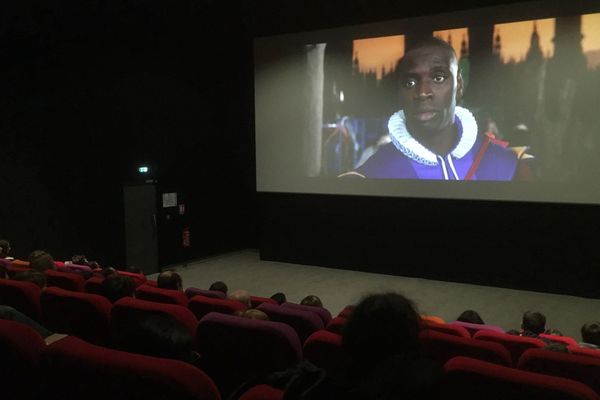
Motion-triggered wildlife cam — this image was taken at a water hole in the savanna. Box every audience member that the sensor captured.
[209,280,228,294]
[157,270,183,291]
[13,270,47,289]
[456,310,484,324]
[0,240,13,260]
[270,292,287,305]
[242,309,270,321]
[300,295,323,308]
[520,311,546,337]
[544,328,564,336]
[228,289,251,308]
[28,250,56,272]
[102,275,136,303]
[0,305,53,338]
[580,322,600,349]
[100,266,117,278]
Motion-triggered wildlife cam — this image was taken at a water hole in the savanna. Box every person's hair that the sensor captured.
[71,254,89,266]
[28,250,55,272]
[581,322,600,346]
[300,295,323,307]
[157,270,183,291]
[100,266,117,278]
[243,309,270,321]
[119,312,195,362]
[403,36,457,62]
[522,311,546,335]
[102,275,136,303]
[457,310,484,325]
[545,328,563,336]
[14,270,47,289]
[228,289,251,308]
[0,240,10,257]
[270,292,287,305]
[209,280,228,294]
[342,292,421,377]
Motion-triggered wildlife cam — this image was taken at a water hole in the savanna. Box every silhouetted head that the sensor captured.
[209,280,228,294]
[71,254,89,266]
[14,270,47,289]
[270,292,287,305]
[522,311,546,335]
[300,295,323,308]
[228,289,251,308]
[157,270,183,291]
[102,275,136,303]
[0,240,10,258]
[28,250,55,272]
[457,310,484,325]
[581,322,600,346]
[243,309,270,321]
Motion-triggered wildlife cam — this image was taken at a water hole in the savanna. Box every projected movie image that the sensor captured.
[255,2,600,201]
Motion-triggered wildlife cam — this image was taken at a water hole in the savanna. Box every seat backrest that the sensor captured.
[11,260,30,268]
[40,287,112,346]
[258,302,324,343]
[282,302,332,326]
[111,297,198,344]
[474,330,545,366]
[6,265,30,278]
[0,319,46,400]
[338,305,354,318]
[444,356,600,400]
[238,384,284,400]
[116,270,147,286]
[84,276,105,295]
[451,320,505,337]
[250,295,278,308]
[185,287,226,299]
[420,330,511,366]
[568,345,600,360]
[136,284,189,306]
[188,295,247,320]
[423,320,471,338]
[42,335,221,400]
[0,279,42,320]
[196,312,302,395]
[538,333,579,347]
[303,330,344,377]
[44,269,85,292]
[326,316,347,335]
[518,348,600,395]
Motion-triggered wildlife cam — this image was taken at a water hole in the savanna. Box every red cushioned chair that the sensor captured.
[538,333,579,347]
[111,297,198,345]
[188,295,247,320]
[569,345,600,360]
[11,259,30,268]
[185,287,226,299]
[196,312,302,396]
[474,330,545,366]
[420,329,511,366]
[84,276,105,295]
[325,316,347,335]
[116,270,147,286]
[423,320,471,339]
[518,348,600,395]
[303,330,344,377]
[136,284,189,306]
[6,265,30,278]
[145,279,158,287]
[451,320,505,337]
[238,384,284,400]
[0,279,42,321]
[258,302,324,343]
[282,302,332,326]
[444,356,600,400]
[40,286,112,346]
[42,335,221,400]
[44,269,86,292]
[338,304,354,319]
[250,295,278,308]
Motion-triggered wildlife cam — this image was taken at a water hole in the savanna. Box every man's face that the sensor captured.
[398,45,463,138]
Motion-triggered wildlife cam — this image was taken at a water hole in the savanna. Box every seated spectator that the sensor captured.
[545,328,564,336]
[0,240,13,261]
[101,275,136,303]
[270,292,287,305]
[13,270,47,289]
[456,310,484,324]
[119,312,199,364]
[100,266,117,278]
[209,280,228,294]
[69,254,101,270]
[0,305,53,338]
[300,295,323,308]
[580,322,600,349]
[28,250,56,272]
[242,309,270,321]
[520,311,546,338]
[228,289,251,308]
[157,270,183,291]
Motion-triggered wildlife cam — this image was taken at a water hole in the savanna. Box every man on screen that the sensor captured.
[342,37,531,180]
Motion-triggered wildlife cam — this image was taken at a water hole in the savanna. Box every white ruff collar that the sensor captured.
[387,106,478,166]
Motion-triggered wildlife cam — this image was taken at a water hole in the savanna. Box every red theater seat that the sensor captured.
[518,348,600,395]
[44,269,85,292]
[303,330,344,377]
[569,345,600,360]
[420,330,511,366]
[444,356,600,400]
[538,333,579,347]
[250,295,278,308]
[258,302,324,343]
[451,320,505,337]
[423,320,471,338]
[40,287,112,346]
[185,287,226,299]
[0,319,46,400]
[0,279,42,321]
[474,330,545,366]
[84,276,104,295]
[42,335,221,400]
[136,284,189,306]
[338,305,354,318]
[282,302,332,326]
[196,312,302,395]
[188,295,247,320]
[325,316,347,334]
[238,384,284,400]
[6,265,30,278]
[116,270,146,286]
